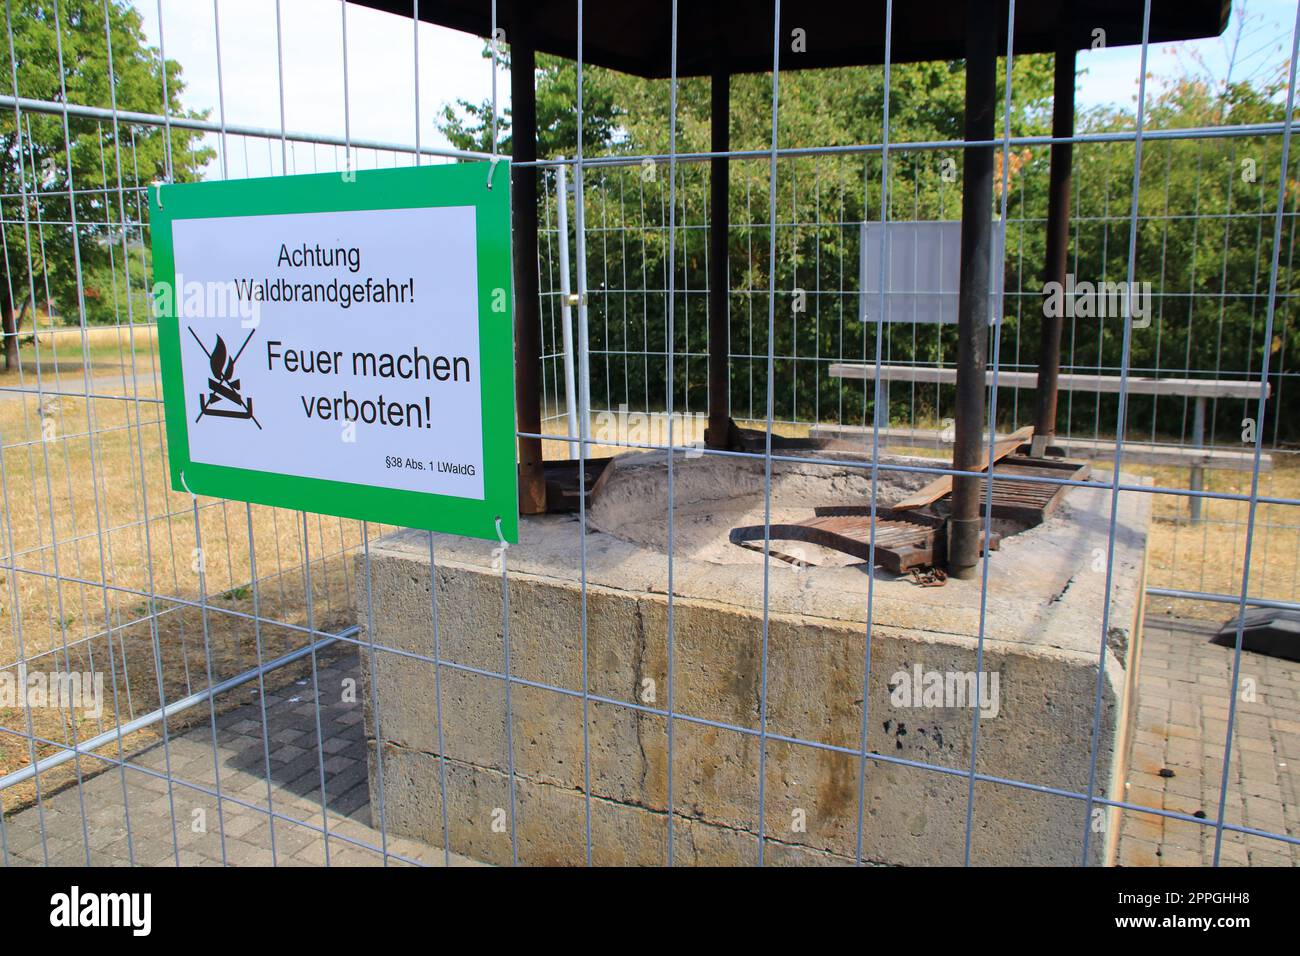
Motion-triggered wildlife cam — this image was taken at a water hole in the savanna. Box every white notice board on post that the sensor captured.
[859,220,1005,325]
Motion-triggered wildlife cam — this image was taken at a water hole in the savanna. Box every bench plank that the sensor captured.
[810,424,1274,472]
[829,363,1269,399]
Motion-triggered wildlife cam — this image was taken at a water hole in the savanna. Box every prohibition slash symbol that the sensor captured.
[189,327,262,429]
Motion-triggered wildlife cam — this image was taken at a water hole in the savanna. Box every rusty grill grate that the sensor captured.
[727,456,1089,574]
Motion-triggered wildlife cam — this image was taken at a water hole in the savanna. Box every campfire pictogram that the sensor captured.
[190,327,261,429]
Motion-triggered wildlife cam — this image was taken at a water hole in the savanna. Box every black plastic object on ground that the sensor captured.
[1213,608,1300,662]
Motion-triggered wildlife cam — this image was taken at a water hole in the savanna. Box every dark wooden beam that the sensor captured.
[949,0,998,578]
[1032,41,1076,456]
[707,65,733,449]
[511,32,546,514]
[350,1,1231,80]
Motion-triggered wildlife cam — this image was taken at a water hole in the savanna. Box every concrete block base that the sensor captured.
[356,453,1149,865]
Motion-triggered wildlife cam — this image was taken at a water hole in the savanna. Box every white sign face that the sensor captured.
[860,221,1005,324]
[171,205,485,501]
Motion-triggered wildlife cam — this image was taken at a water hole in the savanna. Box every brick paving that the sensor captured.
[1116,618,1300,866]
[0,643,480,867]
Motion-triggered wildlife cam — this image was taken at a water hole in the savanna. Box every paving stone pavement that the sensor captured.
[0,642,481,867]
[1116,618,1300,866]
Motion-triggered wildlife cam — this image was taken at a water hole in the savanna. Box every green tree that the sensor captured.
[438,50,1054,420]
[0,0,212,369]
[437,46,626,159]
[438,43,1300,441]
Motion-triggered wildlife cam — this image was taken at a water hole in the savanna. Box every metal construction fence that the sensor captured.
[0,0,1297,867]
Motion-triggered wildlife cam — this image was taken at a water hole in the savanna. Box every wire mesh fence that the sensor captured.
[535,142,1300,620]
[0,0,1297,867]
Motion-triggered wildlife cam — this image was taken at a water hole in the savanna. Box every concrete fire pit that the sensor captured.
[357,451,1149,865]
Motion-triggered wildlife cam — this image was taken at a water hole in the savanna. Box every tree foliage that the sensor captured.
[0,0,213,367]
[451,41,1297,441]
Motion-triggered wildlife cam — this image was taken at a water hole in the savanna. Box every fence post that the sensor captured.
[555,159,580,443]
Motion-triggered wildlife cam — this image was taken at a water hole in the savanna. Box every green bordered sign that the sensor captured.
[150,163,518,543]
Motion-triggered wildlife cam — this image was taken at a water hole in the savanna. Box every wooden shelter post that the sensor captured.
[707,65,733,449]
[949,0,998,577]
[1032,40,1077,456]
[511,30,546,513]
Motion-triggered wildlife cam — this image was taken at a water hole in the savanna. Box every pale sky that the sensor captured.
[135,0,502,177]
[131,0,1299,180]
[1076,0,1297,112]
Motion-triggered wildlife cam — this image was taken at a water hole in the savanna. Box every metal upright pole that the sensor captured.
[707,64,732,448]
[1032,39,1076,457]
[511,29,546,513]
[575,164,593,458]
[556,159,580,443]
[949,0,997,578]
[1190,395,1206,522]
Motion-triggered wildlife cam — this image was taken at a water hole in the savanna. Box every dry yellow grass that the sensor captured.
[0,323,161,391]
[0,331,376,811]
[1139,459,1300,620]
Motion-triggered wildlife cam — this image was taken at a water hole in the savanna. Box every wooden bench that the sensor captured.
[824,363,1273,520]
